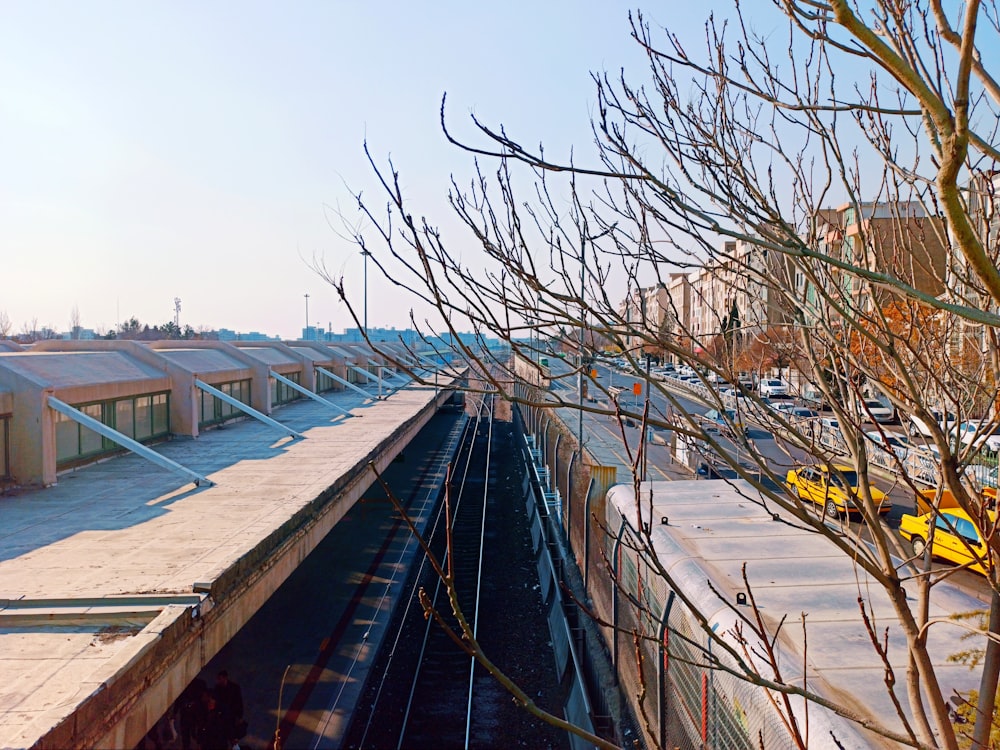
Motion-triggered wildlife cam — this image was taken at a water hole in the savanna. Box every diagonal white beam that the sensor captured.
[270,370,356,417]
[195,380,304,440]
[47,395,212,487]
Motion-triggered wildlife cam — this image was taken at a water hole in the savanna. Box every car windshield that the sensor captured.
[828,469,859,488]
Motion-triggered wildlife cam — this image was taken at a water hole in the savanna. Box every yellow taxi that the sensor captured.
[898,508,992,575]
[785,464,891,517]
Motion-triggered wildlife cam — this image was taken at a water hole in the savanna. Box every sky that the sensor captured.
[1,1,764,339]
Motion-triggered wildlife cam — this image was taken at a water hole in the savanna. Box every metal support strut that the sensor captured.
[316,367,374,400]
[47,395,213,487]
[194,380,304,440]
[269,370,356,417]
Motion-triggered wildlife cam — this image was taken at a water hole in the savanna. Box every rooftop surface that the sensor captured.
[0,350,168,389]
[608,480,985,747]
[0,376,456,748]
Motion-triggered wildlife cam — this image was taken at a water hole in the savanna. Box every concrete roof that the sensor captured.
[231,346,298,367]
[146,347,249,374]
[327,347,358,361]
[0,378,458,748]
[607,480,984,748]
[0,351,167,390]
[288,346,335,363]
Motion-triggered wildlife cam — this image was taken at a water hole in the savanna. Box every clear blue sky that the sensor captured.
[1,1,758,338]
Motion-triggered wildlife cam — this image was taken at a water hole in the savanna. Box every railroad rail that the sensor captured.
[349,392,495,749]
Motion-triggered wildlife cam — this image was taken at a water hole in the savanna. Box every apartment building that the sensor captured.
[816,201,947,305]
[620,201,947,364]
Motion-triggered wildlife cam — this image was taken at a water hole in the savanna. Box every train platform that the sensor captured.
[194,409,468,750]
[0,374,462,749]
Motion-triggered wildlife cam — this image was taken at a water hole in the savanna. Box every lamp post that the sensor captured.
[304,293,310,340]
[361,249,370,331]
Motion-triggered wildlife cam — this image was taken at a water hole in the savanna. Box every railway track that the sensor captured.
[396,392,493,748]
[348,393,495,749]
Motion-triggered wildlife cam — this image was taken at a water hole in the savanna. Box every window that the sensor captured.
[0,416,8,480]
[272,371,302,406]
[55,392,171,469]
[317,368,337,393]
[116,400,135,439]
[199,379,252,427]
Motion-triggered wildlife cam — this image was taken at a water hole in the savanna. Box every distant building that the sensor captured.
[216,329,278,342]
[325,327,424,346]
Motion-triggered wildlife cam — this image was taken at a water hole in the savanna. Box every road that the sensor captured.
[544,358,990,603]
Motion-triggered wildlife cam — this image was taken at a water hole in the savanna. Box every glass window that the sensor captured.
[135,396,153,440]
[116,400,134,439]
[79,404,104,455]
[0,417,8,479]
[55,411,79,462]
[151,393,169,436]
[199,380,249,426]
[936,515,960,536]
[955,517,979,543]
[318,369,335,392]
[201,390,215,425]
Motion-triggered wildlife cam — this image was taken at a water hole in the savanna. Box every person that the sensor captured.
[175,678,207,750]
[197,692,229,750]
[214,670,245,742]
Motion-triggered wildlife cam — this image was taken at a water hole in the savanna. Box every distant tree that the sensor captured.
[158,321,182,340]
[115,317,142,340]
[0,310,11,339]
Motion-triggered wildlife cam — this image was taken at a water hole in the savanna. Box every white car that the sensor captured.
[950,420,1000,453]
[860,399,896,424]
[908,409,957,438]
[758,379,789,398]
[864,430,910,460]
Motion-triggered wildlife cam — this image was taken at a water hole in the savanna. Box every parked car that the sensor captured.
[863,430,911,460]
[787,406,819,421]
[950,420,1000,453]
[898,508,991,575]
[785,464,891,517]
[701,408,745,435]
[759,378,789,398]
[907,409,957,438]
[860,399,896,424]
[770,401,799,414]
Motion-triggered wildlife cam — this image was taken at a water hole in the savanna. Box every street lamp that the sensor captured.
[361,249,370,331]
[304,293,310,340]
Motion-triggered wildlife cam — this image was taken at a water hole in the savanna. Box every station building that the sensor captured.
[0,338,415,488]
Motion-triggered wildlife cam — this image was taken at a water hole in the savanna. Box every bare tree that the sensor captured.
[0,310,11,340]
[317,3,1000,747]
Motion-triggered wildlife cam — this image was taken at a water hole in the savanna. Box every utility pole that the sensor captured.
[304,293,310,340]
[173,298,181,329]
[361,249,370,331]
